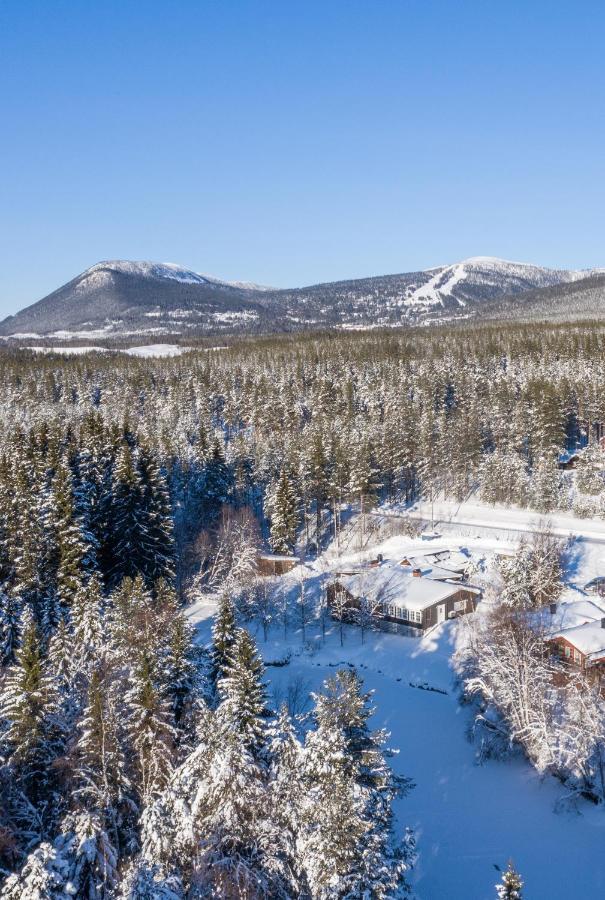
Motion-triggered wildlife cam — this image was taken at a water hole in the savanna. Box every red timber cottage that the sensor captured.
[547,617,605,680]
[327,560,480,632]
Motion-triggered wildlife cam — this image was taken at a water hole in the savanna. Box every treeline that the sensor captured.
[1,323,605,550]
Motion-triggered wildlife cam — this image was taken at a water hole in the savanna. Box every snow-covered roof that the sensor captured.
[549,621,605,659]
[544,599,605,634]
[334,563,477,612]
[400,555,464,581]
[536,598,605,638]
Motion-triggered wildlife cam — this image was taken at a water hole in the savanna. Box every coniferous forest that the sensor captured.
[2,321,605,896]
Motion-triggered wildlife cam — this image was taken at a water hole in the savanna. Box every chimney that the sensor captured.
[549,602,557,615]
[377,553,383,563]
[601,618,605,630]
[412,568,422,578]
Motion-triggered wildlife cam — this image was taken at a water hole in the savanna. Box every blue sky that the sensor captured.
[1,0,604,314]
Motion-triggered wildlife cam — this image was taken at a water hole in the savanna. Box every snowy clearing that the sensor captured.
[25,343,196,358]
[188,521,605,899]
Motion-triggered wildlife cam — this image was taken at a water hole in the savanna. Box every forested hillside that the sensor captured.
[1,321,605,896]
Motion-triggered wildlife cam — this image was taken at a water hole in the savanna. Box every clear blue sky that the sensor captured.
[1,0,604,314]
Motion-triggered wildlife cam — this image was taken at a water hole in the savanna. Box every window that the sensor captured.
[565,646,571,659]
[409,610,422,623]
[574,649,581,664]
[454,600,466,612]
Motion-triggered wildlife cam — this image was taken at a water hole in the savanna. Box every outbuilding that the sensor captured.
[256,553,298,576]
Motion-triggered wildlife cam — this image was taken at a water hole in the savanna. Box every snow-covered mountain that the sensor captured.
[2,256,603,339]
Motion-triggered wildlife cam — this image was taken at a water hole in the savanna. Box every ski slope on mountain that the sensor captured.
[3,256,603,338]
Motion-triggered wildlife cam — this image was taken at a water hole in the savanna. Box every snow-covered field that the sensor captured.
[188,515,605,899]
[25,343,196,357]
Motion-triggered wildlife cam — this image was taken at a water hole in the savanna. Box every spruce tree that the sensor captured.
[126,649,177,804]
[0,607,60,801]
[218,628,269,757]
[496,860,523,899]
[210,592,237,686]
[0,590,21,667]
[72,659,134,875]
[71,574,105,678]
[110,443,147,586]
[267,468,300,554]
[301,670,412,897]
[51,457,91,608]
[137,446,175,583]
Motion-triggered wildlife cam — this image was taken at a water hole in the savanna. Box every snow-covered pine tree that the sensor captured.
[267,468,300,554]
[218,627,269,757]
[161,610,205,743]
[203,438,232,514]
[59,808,120,900]
[0,607,61,803]
[301,670,413,897]
[50,457,91,609]
[137,446,175,584]
[71,574,105,678]
[117,862,184,899]
[530,454,562,513]
[210,592,237,686]
[496,860,523,899]
[0,590,21,667]
[125,648,177,805]
[187,727,291,898]
[298,710,369,898]
[139,704,218,878]
[71,659,134,885]
[498,542,534,609]
[0,838,72,899]
[109,443,148,586]
[266,705,303,893]
[529,525,563,607]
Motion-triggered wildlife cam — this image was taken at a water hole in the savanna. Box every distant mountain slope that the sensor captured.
[1,257,602,338]
[491,272,605,322]
[0,261,271,338]
[257,257,601,328]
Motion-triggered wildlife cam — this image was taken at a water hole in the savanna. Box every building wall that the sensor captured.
[548,637,587,669]
[257,556,297,576]
[421,588,479,629]
[328,581,479,631]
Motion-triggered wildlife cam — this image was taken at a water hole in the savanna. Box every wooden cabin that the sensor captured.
[327,562,480,632]
[546,620,605,676]
[256,553,298,576]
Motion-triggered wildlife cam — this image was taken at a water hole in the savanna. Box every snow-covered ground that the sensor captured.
[187,516,605,899]
[25,343,196,358]
[405,498,605,544]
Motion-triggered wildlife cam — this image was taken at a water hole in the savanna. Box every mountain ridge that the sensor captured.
[2,256,604,339]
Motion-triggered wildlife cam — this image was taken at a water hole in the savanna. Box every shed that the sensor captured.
[256,553,298,576]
